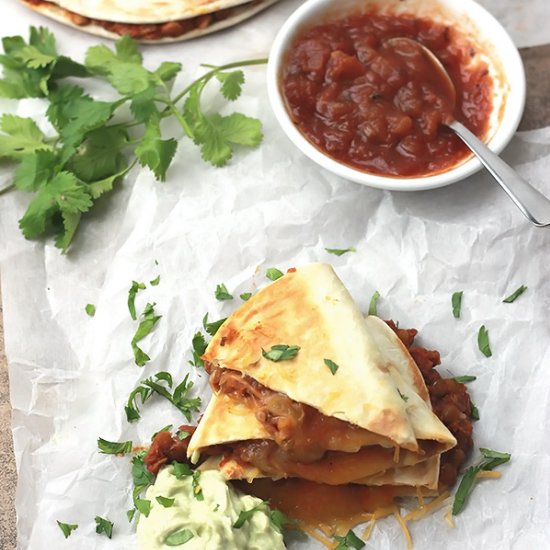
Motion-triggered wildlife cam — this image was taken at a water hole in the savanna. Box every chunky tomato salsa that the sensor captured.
[282,13,493,177]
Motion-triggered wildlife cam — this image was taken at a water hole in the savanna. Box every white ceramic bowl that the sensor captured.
[267,0,526,191]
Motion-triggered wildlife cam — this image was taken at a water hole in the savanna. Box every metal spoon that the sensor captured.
[385,37,550,227]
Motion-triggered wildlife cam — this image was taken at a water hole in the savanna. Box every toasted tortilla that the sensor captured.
[199,263,455,452]
[20,0,280,43]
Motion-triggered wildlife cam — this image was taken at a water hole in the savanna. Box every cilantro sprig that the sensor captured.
[0,28,266,252]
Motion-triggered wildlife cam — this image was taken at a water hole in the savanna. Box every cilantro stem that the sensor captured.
[171,58,268,106]
[0,183,15,195]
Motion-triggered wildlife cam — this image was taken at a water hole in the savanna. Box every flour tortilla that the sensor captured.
[198,263,455,452]
[20,0,280,43]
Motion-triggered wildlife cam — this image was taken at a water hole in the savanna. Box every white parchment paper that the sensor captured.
[1,1,550,549]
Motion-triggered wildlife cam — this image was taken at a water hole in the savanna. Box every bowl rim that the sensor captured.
[266,0,527,192]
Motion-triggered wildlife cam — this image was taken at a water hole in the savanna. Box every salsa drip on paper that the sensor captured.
[282,13,493,177]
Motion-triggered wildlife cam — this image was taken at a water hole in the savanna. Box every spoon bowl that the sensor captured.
[385,37,550,226]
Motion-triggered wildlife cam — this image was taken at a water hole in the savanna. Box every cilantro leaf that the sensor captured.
[262,344,300,362]
[452,448,511,515]
[470,403,480,421]
[13,149,57,192]
[240,292,252,301]
[323,358,339,375]
[97,437,132,454]
[172,462,194,479]
[325,246,356,256]
[477,325,492,358]
[215,283,233,301]
[128,281,146,321]
[135,498,151,518]
[397,389,409,402]
[165,529,194,546]
[454,375,476,383]
[334,529,365,549]
[191,471,204,501]
[202,313,227,336]
[368,290,380,316]
[154,61,182,83]
[135,117,177,181]
[452,291,463,318]
[189,331,207,367]
[266,268,284,281]
[0,114,52,160]
[150,275,160,286]
[131,302,161,366]
[216,70,244,101]
[57,521,78,539]
[94,516,114,539]
[156,496,175,508]
[269,509,298,533]
[85,304,96,317]
[233,503,266,528]
[502,285,527,303]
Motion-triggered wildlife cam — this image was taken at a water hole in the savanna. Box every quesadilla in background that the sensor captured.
[187,264,456,496]
[20,0,281,42]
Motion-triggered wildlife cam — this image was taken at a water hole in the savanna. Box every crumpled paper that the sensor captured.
[1,1,550,549]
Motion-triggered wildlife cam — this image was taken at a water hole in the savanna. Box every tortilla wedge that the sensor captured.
[188,263,456,488]
[19,0,281,43]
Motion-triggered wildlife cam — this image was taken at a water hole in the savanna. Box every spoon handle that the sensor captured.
[449,120,550,227]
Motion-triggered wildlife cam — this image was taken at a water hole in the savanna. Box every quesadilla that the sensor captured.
[187,264,456,495]
[20,0,281,42]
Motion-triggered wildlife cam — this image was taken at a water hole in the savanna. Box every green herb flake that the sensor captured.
[150,275,160,286]
[323,358,339,375]
[477,325,492,358]
[172,462,193,479]
[135,498,151,518]
[131,302,162,366]
[502,285,527,303]
[126,508,136,522]
[325,246,356,257]
[454,375,477,384]
[151,424,173,440]
[85,303,96,317]
[128,281,146,320]
[97,437,132,454]
[177,429,190,440]
[202,313,227,336]
[262,344,300,362]
[452,291,463,319]
[397,389,409,402]
[270,509,298,533]
[470,403,480,421]
[156,496,175,508]
[452,448,511,515]
[192,471,204,501]
[233,503,266,529]
[368,290,380,316]
[240,292,252,301]
[189,331,207,368]
[215,283,233,301]
[266,267,284,281]
[334,528,365,549]
[57,521,78,539]
[165,528,194,546]
[94,516,114,539]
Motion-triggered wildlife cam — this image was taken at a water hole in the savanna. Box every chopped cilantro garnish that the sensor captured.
[334,528,365,549]
[470,403,480,421]
[131,302,161,366]
[156,496,175,508]
[215,283,233,301]
[202,313,227,336]
[97,437,132,454]
[150,275,160,286]
[85,303,96,316]
[57,521,78,539]
[172,462,194,479]
[266,267,284,281]
[397,389,409,402]
[323,358,339,375]
[262,344,300,362]
[128,281,146,321]
[502,285,527,303]
[477,325,492,357]
[189,331,207,367]
[452,448,511,515]
[325,246,356,256]
[452,291,463,318]
[165,528,194,546]
[240,292,252,301]
[192,471,204,501]
[454,375,477,384]
[368,290,380,316]
[94,516,114,538]
[233,503,266,528]
[269,509,299,533]
[135,498,151,518]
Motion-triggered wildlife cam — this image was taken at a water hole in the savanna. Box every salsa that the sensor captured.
[282,13,493,177]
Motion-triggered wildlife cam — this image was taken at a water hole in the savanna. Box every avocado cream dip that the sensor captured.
[137,466,286,549]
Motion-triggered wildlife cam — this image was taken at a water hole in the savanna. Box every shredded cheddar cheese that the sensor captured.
[362,519,377,541]
[301,525,336,549]
[393,509,413,550]
[444,506,455,528]
[476,470,502,479]
[403,491,451,522]
[393,445,401,463]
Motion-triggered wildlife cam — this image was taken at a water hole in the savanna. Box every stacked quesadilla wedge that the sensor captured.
[188,264,457,506]
[20,0,280,42]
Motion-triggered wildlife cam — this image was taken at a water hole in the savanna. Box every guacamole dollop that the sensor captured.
[137,466,286,550]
